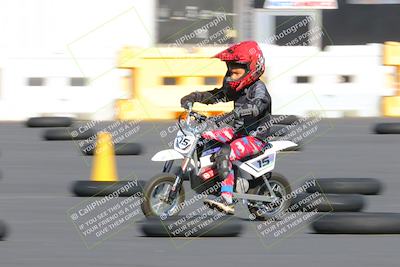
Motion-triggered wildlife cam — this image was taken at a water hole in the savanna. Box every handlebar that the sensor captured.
[190,111,207,122]
[180,104,208,135]
[185,102,194,125]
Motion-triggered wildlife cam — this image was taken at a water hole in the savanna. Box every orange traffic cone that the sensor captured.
[71,131,145,197]
[90,132,118,182]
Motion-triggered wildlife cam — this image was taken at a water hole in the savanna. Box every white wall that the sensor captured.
[0,0,155,120]
[263,44,395,117]
[0,1,395,120]
[0,0,155,52]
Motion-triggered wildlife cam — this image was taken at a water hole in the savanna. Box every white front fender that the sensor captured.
[151,149,184,162]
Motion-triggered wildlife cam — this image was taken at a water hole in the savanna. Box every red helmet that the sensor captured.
[214,41,265,92]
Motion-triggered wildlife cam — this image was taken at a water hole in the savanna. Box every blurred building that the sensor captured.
[0,0,154,120]
[0,0,399,120]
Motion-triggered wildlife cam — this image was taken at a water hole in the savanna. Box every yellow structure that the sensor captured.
[90,132,118,182]
[115,46,234,120]
[382,42,400,117]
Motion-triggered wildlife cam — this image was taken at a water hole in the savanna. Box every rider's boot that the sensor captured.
[204,193,235,215]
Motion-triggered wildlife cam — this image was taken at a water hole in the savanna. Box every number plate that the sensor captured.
[249,153,275,171]
[177,136,191,149]
[174,131,195,154]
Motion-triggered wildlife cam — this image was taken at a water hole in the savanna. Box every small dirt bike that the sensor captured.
[141,105,297,220]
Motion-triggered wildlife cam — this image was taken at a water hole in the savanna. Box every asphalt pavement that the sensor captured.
[0,117,399,267]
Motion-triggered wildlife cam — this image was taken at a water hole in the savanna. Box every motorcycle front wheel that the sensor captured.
[141,173,185,218]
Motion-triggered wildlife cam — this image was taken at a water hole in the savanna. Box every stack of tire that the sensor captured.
[25,117,142,155]
[295,178,400,234]
[81,142,142,156]
[26,116,95,141]
[0,219,7,240]
[328,121,400,234]
[374,122,400,134]
[292,178,381,213]
[0,156,7,240]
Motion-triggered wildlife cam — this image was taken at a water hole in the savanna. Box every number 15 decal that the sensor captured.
[178,137,190,149]
[249,153,275,171]
[257,156,270,168]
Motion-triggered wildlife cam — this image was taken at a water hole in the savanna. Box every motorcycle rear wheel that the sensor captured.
[247,172,292,221]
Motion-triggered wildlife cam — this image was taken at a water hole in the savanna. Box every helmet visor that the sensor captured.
[225,62,249,82]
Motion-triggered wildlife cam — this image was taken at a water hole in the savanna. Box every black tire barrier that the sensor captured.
[26,117,73,128]
[81,142,142,156]
[0,220,8,240]
[290,193,365,212]
[312,213,400,234]
[42,128,95,141]
[140,215,243,237]
[114,143,143,155]
[374,123,400,134]
[271,115,300,125]
[305,178,382,195]
[71,180,146,197]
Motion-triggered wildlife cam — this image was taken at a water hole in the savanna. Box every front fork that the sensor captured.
[162,158,190,203]
[162,160,174,173]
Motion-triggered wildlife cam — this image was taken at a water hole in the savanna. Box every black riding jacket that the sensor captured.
[192,79,272,141]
